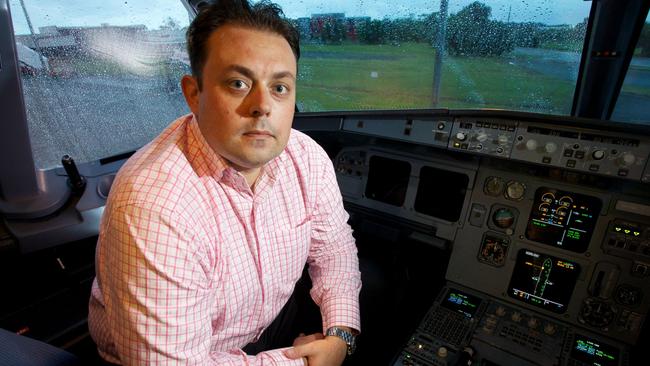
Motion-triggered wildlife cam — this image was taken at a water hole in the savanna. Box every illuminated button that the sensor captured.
[566,159,576,168]
[542,156,552,164]
[544,142,558,154]
[525,139,538,151]
[592,150,606,160]
[619,153,636,166]
[575,151,585,159]
[563,149,574,157]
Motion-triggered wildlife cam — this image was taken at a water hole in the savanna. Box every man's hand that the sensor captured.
[284,333,347,366]
[293,332,324,347]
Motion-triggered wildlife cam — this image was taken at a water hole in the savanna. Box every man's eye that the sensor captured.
[229,80,248,89]
[274,85,289,94]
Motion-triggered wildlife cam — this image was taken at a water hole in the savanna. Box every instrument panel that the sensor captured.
[326,112,650,365]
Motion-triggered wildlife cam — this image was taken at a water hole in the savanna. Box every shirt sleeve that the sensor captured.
[307,149,362,333]
[98,202,304,366]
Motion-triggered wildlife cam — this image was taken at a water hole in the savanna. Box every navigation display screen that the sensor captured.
[570,335,619,366]
[440,288,482,318]
[525,187,601,252]
[508,249,580,313]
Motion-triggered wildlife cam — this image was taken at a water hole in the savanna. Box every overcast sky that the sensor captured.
[10,0,592,35]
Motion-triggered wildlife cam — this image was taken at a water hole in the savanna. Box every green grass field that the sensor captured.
[296,42,583,114]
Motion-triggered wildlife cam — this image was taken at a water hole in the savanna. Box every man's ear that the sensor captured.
[181,75,200,116]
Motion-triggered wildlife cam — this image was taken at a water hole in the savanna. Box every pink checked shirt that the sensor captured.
[88,114,361,365]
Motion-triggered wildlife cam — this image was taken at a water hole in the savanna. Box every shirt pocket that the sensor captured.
[270,219,311,298]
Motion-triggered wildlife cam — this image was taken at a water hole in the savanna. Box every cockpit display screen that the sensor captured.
[570,335,619,366]
[508,249,580,313]
[440,288,482,318]
[525,187,601,252]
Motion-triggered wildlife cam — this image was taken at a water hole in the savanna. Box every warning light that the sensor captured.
[615,227,622,232]
[634,231,640,236]
[624,229,631,234]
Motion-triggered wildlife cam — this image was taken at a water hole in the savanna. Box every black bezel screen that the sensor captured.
[365,155,411,207]
[508,249,580,313]
[570,335,619,366]
[440,288,482,318]
[525,187,601,252]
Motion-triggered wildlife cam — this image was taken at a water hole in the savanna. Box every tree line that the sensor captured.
[295,1,623,57]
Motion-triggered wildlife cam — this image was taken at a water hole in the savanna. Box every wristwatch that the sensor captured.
[325,326,357,355]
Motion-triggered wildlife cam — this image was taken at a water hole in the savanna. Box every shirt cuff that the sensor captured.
[320,295,361,334]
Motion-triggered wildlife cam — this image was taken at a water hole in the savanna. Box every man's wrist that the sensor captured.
[325,326,358,355]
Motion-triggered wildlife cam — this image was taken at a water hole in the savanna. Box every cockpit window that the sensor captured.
[276,0,591,114]
[611,12,650,124]
[8,1,596,168]
[9,0,190,169]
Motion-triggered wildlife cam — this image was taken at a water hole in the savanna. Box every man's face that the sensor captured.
[183,24,297,172]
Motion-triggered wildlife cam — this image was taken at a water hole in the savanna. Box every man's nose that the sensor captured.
[248,86,272,117]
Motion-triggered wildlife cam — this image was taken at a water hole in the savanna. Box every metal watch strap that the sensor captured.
[325,326,357,355]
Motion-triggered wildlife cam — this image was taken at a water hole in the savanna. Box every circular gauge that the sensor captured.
[484,176,505,196]
[541,192,555,204]
[556,206,567,218]
[538,202,550,213]
[558,195,573,208]
[579,298,615,328]
[492,208,515,229]
[615,285,642,306]
[505,181,526,201]
[478,234,509,267]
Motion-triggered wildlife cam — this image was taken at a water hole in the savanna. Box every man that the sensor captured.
[88,1,361,365]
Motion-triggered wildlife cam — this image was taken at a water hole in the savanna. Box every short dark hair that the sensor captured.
[186,0,300,89]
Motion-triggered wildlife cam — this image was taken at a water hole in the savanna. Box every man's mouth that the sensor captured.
[244,130,274,137]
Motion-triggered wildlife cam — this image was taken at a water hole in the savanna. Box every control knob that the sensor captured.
[456,132,467,141]
[592,150,606,160]
[618,153,636,167]
[495,306,507,317]
[527,318,539,329]
[511,312,522,323]
[543,323,557,335]
[476,132,489,143]
[544,142,557,154]
[525,139,538,151]
[437,346,448,358]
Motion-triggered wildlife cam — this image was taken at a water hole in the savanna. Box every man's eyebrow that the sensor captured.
[272,71,296,81]
[225,65,295,81]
